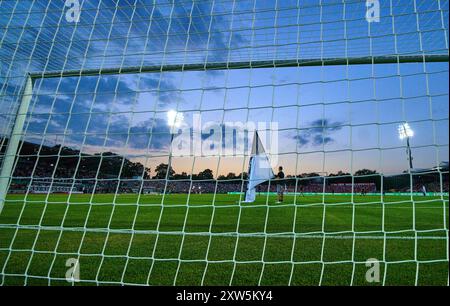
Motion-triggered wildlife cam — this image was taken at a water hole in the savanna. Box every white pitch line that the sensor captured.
[0,224,446,240]
[215,233,447,240]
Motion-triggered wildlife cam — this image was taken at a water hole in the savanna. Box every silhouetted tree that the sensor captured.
[226,172,237,179]
[354,169,377,176]
[329,171,351,177]
[173,171,189,180]
[238,172,248,180]
[144,167,151,179]
[197,168,214,180]
[154,163,175,179]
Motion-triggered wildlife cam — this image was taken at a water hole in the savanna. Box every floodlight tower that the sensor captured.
[398,122,414,170]
[166,110,184,178]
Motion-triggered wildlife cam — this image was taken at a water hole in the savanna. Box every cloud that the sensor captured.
[294,134,309,146]
[1,0,248,75]
[1,0,250,138]
[312,134,334,146]
[294,119,344,147]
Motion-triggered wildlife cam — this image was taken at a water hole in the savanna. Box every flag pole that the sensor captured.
[242,130,275,203]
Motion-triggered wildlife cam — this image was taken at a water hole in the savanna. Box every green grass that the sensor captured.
[0,193,448,286]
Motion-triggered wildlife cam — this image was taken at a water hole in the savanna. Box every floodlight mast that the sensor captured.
[406,136,413,170]
[398,123,414,170]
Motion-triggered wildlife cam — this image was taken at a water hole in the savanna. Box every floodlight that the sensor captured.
[398,122,414,140]
[167,110,184,129]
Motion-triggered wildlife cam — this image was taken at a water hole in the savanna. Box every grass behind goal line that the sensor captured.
[0,193,448,286]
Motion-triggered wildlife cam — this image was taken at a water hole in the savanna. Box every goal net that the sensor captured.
[0,0,448,286]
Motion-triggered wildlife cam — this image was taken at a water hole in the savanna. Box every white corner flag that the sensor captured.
[243,131,275,203]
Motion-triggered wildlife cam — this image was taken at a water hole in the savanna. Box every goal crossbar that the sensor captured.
[28,54,449,80]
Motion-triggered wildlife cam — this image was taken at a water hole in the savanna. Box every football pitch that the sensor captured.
[0,193,448,286]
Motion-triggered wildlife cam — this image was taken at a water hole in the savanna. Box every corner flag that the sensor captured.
[243,131,275,203]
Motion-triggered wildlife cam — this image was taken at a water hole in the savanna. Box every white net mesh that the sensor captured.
[0,0,448,286]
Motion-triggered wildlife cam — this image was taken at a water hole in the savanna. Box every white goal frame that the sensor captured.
[0,54,448,214]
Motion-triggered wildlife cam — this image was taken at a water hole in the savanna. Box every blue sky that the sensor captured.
[0,0,448,177]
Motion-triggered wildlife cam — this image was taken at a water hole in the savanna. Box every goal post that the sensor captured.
[0,76,33,213]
